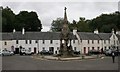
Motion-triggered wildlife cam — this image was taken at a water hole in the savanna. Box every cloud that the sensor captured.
[2,2,118,31]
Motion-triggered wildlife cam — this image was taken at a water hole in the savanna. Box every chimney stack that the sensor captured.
[94,29,99,34]
[73,29,77,35]
[116,31,120,35]
[112,29,115,34]
[13,29,16,33]
[22,28,25,34]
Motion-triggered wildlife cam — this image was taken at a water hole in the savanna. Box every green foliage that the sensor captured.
[50,17,91,32]
[2,6,42,32]
[89,11,119,33]
[51,11,119,33]
[50,18,64,32]
[2,6,15,32]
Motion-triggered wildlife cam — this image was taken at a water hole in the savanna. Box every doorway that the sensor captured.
[34,47,36,53]
[84,47,86,54]
[49,47,54,53]
[15,48,19,54]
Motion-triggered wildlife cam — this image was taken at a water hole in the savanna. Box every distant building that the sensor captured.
[1,28,120,54]
[1,7,120,55]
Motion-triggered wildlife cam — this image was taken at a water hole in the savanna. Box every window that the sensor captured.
[98,40,99,44]
[113,35,115,39]
[16,40,18,44]
[57,47,59,50]
[88,40,89,44]
[97,47,100,50]
[104,40,106,44]
[4,42,7,45]
[42,47,45,50]
[104,46,106,50]
[73,40,75,43]
[74,47,76,51]
[92,40,94,44]
[92,47,94,50]
[35,40,38,43]
[109,40,110,44]
[114,40,115,45]
[26,40,28,44]
[29,48,31,51]
[117,41,119,45]
[88,47,90,51]
[43,40,45,44]
[81,40,82,43]
[30,40,32,44]
[50,40,53,44]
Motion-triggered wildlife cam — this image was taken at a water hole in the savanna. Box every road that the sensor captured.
[2,55,119,70]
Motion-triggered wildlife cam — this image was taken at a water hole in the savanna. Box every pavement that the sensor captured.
[32,54,105,61]
[2,55,118,70]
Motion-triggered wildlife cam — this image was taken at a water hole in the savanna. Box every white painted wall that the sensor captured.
[39,40,60,54]
[2,40,13,51]
[1,33,119,54]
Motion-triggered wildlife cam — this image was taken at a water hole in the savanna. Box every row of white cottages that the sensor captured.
[0,29,120,54]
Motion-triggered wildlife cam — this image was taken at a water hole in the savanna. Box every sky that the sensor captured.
[1,0,119,32]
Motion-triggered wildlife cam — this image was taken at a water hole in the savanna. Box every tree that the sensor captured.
[50,18,64,32]
[76,17,91,32]
[89,12,119,32]
[14,11,42,31]
[69,20,77,31]
[2,6,42,32]
[2,6,15,32]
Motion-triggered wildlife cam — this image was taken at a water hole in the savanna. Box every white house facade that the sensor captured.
[1,29,120,54]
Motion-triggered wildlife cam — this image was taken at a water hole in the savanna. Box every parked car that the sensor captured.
[88,50,101,55]
[73,51,80,55]
[2,50,13,56]
[104,49,112,56]
[104,49,120,56]
[20,48,26,55]
[25,49,33,55]
[40,50,53,55]
[9,51,14,55]
[0,50,2,56]
[20,48,33,55]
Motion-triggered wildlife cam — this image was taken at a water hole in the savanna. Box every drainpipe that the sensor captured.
[37,40,39,55]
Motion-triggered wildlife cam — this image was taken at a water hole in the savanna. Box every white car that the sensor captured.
[0,51,2,56]
[25,49,32,55]
[9,51,14,55]
[2,50,13,56]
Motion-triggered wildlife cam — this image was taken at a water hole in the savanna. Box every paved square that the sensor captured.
[2,55,119,70]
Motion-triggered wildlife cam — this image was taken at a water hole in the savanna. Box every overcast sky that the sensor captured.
[1,0,119,32]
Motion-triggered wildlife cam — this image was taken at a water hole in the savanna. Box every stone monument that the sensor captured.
[59,7,73,57]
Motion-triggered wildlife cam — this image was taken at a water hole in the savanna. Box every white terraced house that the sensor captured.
[1,28,120,54]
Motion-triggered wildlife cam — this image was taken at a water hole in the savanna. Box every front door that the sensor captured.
[34,47,36,53]
[49,47,54,53]
[11,46,14,52]
[84,47,86,54]
[15,48,19,54]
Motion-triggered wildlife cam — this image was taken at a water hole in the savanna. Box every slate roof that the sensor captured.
[98,33,112,40]
[116,34,120,41]
[77,32,101,40]
[2,33,13,40]
[2,32,113,40]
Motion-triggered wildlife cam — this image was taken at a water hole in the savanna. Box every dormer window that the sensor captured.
[16,40,18,44]
[50,40,53,44]
[92,40,94,44]
[88,40,89,44]
[43,40,45,44]
[30,40,32,44]
[26,40,28,44]
[4,42,7,45]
